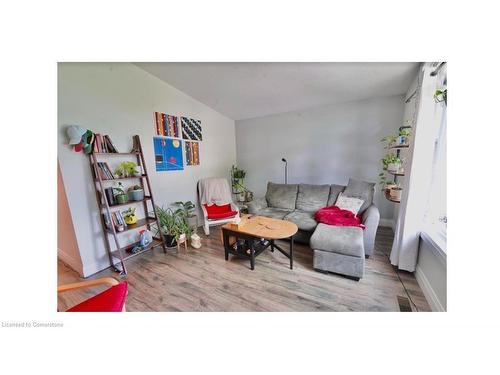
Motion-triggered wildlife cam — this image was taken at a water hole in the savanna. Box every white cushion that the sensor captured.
[335,193,364,216]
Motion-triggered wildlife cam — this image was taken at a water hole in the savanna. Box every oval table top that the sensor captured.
[222,215,298,240]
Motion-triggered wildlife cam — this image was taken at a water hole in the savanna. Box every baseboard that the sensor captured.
[378,218,394,228]
[57,248,84,277]
[415,265,445,312]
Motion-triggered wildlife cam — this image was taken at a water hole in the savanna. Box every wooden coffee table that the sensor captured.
[221,215,298,270]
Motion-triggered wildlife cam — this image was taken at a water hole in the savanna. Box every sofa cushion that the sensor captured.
[296,184,330,212]
[255,207,293,220]
[265,182,298,210]
[342,178,375,214]
[327,184,345,206]
[284,210,318,231]
[310,224,364,258]
[67,282,128,312]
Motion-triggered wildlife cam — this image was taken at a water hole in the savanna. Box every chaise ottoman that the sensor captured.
[310,224,365,280]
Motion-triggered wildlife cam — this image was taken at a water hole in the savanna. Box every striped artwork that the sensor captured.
[154,112,180,138]
[181,117,202,141]
[185,141,200,166]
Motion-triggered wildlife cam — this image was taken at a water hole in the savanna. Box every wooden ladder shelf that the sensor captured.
[89,135,166,276]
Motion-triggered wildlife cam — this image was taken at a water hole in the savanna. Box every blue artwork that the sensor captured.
[153,137,184,171]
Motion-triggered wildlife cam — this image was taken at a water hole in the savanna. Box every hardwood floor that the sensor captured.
[57,226,431,312]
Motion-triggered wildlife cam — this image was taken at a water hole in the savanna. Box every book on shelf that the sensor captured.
[96,162,114,179]
[104,187,115,206]
[102,213,112,229]
[93,134,119,153]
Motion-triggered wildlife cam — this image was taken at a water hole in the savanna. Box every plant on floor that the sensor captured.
[155,206,183,246]
[172,201,196,219]
[231,165,248,201]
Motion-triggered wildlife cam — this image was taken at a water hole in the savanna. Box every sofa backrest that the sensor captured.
[296,184,330,212]
[327,184,346,206]
[265,182,298,210]
[342,178,375,214]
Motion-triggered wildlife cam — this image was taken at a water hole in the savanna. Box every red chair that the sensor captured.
[58,277,128,312]
[198,178,239,235]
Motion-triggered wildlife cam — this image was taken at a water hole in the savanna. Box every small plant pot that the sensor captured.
[397,136,407,145]
[178,233,186,242]
[115,194,128,204]
[124,214,137,225]
[163,234,177,248]
[387,163,401,173]
[391,187,403,201]
[128,189,144,201]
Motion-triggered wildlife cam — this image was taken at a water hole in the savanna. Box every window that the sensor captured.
[423,68,447,250]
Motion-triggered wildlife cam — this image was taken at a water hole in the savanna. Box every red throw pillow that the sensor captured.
[204,204,238,220]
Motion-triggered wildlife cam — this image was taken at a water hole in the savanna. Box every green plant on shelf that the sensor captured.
[381,135,398,149]
[115,161,138,177]
[381,153,402,170]
[399,127,411,137]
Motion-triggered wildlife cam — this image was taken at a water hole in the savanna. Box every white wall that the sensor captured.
[58,63,236,277]
[416,236,447,311]
[235,96,405,221]
[57,162,83,276]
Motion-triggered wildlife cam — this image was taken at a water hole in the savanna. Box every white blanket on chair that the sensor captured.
[198,177,233,206]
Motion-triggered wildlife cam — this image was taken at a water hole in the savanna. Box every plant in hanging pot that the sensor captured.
[122,207,138,225]
[128,185,144,201]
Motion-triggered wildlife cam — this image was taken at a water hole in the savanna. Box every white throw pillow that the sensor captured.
[335,193,364,216]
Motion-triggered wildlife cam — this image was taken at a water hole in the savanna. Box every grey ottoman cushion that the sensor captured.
[310,224,364,257]
[327,184,345,206]
[342,178,375,215]
[265,182,298,210]
[256,207,293,220]
[284,210,317,231]
[296,184,330,212]
[310,223,365,279]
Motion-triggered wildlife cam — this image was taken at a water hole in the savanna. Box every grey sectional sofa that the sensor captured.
[247,179,380,280]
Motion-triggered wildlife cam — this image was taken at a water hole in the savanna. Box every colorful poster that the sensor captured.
[181,117,202,141]
[185,141,200,166]
[153,137,184,171]
[154,112,180,137]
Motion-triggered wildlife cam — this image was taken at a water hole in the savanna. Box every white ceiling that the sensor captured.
[135,62,420,121]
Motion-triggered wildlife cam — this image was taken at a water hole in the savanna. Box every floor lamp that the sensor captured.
[281,158,288,184]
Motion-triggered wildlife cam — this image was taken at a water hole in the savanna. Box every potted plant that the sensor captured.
[381,154,402,173]
[172,201,197,229]
[231,165,247,202]
[122,207,138,225]
[113,182,128,204]
[115,161,139,178]
[155,206,181,247]
[390,185,403,201]
[397,127,411,145]
[434,89,447,105]
[128,185,144,201]
[381,135,398,149]
[378,173,398,191]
